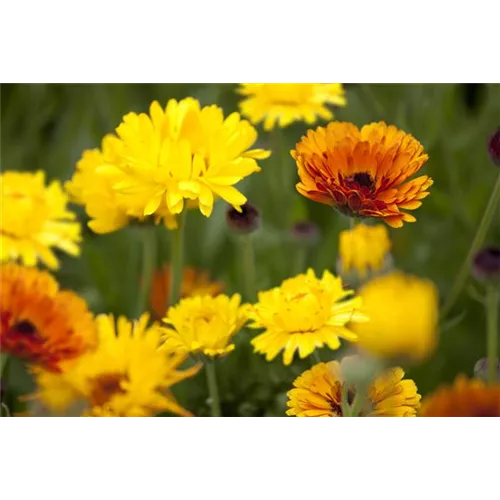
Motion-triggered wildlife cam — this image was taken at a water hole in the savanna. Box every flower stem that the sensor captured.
[486,285,499,384]
[294,246,307,275]
[441,172,500,318]
[168,210,187,308]
[205,361,221,417]
[136,228,157,318]
[242,234,256,301]
[311,351,322,364]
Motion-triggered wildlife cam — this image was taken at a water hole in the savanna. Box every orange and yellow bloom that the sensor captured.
[292,121,432,228]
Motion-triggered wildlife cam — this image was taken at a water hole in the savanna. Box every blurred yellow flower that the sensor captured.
[419,376,500,417]
[162,294,249,358]
[352,271,439,361]
[0,171,81,269]
[68,99,270,233]
[32,314,200,417]
[286,359,421,417]
[238,84,346,130]
[338,223,391,278]
[249,269,367,365]
[150,263,224,319]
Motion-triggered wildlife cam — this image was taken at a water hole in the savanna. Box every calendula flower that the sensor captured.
[249,269,367,366]
[162,294,249,359]
[0,263,96,371]
[0,171,81,269]
[287,359,421,417]
[420,376,500,417]
[150,264,224,319]
[31,314,200,417]
[338,223,391,278]
[238,84,346,131]
[351,271,439,361]
[292,122,432,228]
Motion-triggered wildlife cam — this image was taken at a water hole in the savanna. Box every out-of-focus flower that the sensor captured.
[32,314,200,417]
[249,269,367,365]
[162,294,249,359]
[472,246,500,283]
[488,127,500,166]
[338,223,391,278]
[1,171,81,269]
[238,84,346,131]
[351,271,439,361]
[291,221,320,246]
[150,264,224,319]
[226,202,260,235]
[420,375,500,417]
[292,122,432,228]
[474,358,500,382]
[67,99,270,233]
[286,359,421,417]
[0,263,96,371]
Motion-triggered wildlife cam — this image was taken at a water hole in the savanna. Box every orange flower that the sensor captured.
[0,263,97,371]
[420,376,500,417]
[292,122,432,228]
[150,264,224,318]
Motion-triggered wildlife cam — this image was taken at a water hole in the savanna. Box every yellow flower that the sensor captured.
[68,99,270,233]
[248,269,367,365]
[1,171,81,269]
[419,376,500,417]
[150,263,224,320]
[338,223,391,278]
[351,271,439,361]
[286,359,421,417]
[31,314,200,417]
[162,294,249,359]
[238,84,346,130]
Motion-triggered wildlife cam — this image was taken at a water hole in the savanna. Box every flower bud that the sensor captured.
[226,203,260,235]
[488,127,500,167]
[472,246,500,283]
[291,221,320,246]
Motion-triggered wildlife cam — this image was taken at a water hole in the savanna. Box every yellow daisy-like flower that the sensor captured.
[31,314,200,417]
[287,359,421,417]
[338,223,391,278]
[68,99,270,233]
[162,294,249,359]
[248,269,367,366]
[420,376,500,417]
[0,171,81,269]
[238,84,346,131]
[351,271,439,361]
[0,263,97,372]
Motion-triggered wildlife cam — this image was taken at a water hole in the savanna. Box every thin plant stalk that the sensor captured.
[486,285,499,384]
[242,235,256,301]
[168,210,187,308]
[205,361,221,417]
[312,351,322,365]
[136,228,157,318]
[442,172,500,318]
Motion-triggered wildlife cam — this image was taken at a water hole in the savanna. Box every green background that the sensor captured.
[1,83,499,416]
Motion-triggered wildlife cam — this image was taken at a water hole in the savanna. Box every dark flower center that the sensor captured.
[90,373,128,407]
[12,320,38,336]
[352,172,374,188]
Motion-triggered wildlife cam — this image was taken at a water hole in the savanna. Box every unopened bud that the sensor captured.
[226,203,260,235]
[291,221,320,246]
[472,246,500,283]
[488,127,500,167]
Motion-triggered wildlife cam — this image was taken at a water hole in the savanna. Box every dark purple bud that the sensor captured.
[291,221,320,245]
[472,246,500,282]
[226,203,260,235]
[488,127,500,166]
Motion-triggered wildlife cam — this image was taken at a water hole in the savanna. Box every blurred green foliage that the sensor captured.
[1,83,499,416]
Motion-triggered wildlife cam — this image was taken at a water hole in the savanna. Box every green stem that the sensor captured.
[441,172,500,318]
[294,246,307,275]
[168,210,187,308]
[136,228,157,318]
[311,351,322,364]
[0,353,9,378]
[242,235,256,301]
[205,361,221,417]
[486,286,499,385]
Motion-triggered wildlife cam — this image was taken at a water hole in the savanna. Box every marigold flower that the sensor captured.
[338,223,391,278]
[420,376,500,417]
[162,294,249,359]
[287,359,421,417]
[292,122,432,228]
[31,314,200,417]
[1,171,81,269]
[0,263,96,371]
[238,84,346,131]
[150,264,224,319]
[248,269,367,365]
[351,271,439,361]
